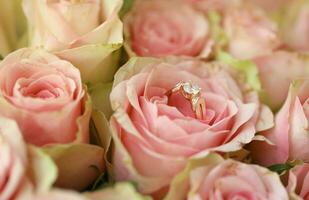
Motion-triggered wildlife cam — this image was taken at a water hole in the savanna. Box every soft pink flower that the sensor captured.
[110,57,271,195]
[250,81,309,166]
[124,0,211,57]
[0,117,57,200]
[254,51,309,110]
[222,2,281,59]
[288,163,309,200]
[165,154,289,200]
[0,48,91,146]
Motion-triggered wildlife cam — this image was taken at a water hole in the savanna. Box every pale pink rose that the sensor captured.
[280,0,309,53]
[249,81,309,166]
[254,51,309,110]
[110,57,271,195]
[0,117,57,200]
[124,0,211,57]
[223,2,281,59]
[287,163,309,200]
[165,154,289,200]
[0,48,91,146]
[23,0,123,83]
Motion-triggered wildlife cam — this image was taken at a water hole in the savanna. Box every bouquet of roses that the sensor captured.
[0,0,308,199]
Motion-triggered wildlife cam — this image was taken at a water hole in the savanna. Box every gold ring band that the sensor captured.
[166,81,206,120]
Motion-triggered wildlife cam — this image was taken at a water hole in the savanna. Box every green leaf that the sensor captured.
[268,163,294,175]
[217,51,262,91]
[268,160,303,175]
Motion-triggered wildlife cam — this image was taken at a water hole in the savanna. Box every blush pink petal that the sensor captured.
[289,98,309,162]
[137,124,198,156]
[123,133,187,177]
[250,90,292,166]
[171,130,228,150]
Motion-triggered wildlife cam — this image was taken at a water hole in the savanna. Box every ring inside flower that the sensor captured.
[167,81,205,120]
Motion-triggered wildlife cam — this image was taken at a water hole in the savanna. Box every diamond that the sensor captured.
[183,82,200,95]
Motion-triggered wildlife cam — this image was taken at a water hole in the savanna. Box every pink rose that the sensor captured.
[249,81,309,166]
[0,48,91,146]
[124,0,211,57]
[288,163,309,199]
[110,57,270,195]
[23,0,124,83]
[0,117,57,200]
[280,0,309,53]
[165,154,289,200]
[254,51,309,110]
[222,2,281,59]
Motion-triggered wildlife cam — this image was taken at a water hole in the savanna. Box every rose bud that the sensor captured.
[23,0,124,83]
[110,57,273,197]
[165,154,289,200]
[124,0,212,58]
[249,80,309,166]
[0,48,91,146]
[0,117,57,200]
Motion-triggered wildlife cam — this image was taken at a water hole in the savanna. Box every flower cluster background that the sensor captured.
[0,0,308,199]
